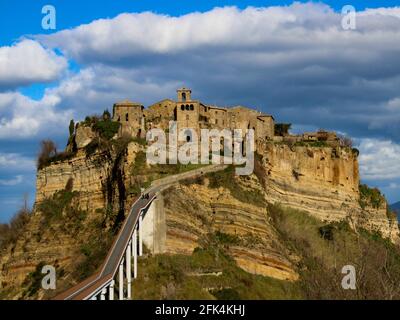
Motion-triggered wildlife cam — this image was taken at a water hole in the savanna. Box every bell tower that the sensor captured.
[177,87,192,102]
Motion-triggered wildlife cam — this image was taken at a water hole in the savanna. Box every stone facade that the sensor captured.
[112,100,145,138]
[112,87,276,142]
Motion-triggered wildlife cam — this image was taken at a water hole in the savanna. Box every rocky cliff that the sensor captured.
[255,142,399,242]
[162,174,298,281]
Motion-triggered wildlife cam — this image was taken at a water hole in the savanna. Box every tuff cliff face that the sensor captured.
[162,175,298,281]
[255,142,399,242]
[35,142,141,215]
[0,138,143,299]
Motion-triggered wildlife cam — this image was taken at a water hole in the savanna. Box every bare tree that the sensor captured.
[338,135,353,148]
[37,139,57,169]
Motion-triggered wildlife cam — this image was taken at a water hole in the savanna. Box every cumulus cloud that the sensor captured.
[358,139,400,180]
[0,39,67,90]
[0,91,73,139]
[35,3,400,143]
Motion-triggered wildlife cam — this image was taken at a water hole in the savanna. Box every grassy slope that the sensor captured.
[132,247,302,300]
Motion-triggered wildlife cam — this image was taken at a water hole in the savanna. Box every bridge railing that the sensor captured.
[54,164,227,300]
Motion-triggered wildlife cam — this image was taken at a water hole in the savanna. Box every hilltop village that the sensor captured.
[109,87,339,147]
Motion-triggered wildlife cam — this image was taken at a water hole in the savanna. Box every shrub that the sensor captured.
[275,123,292,136]
[338,134,353,148]
[22,262,46,297]
[213,231,241,246]
[37,140,57,169]
[0,207,31,250]
[37,140,75,169]
[359,184,385,209]
[93,119,120,140]
[211,288,241,300]
[37,189,86,228]
[319,225,334,241]
[207,166,266,207]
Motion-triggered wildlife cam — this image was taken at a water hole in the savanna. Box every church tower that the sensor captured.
[177,87,192,102]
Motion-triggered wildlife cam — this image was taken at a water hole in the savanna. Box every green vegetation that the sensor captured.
[0,207,31,250]
[129,151,207,196]
[359,184,385,209]
[268,203,400,299]
[69,119,75,136]
[73,229,112,281]
[132,240,301,300]
[93,118,120,140]
[22,262,46,297]
[82,110,120,140]
[37,190,84,226]
[206,166,266,207]
[294,141,329,148]
[37,139,75,170]
[274,123,292,136]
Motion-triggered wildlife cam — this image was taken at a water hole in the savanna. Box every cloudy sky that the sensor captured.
[0,0,399,222]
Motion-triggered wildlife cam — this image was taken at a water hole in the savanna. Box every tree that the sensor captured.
[103,110,111,121]
[37,140,57,169]
[69,119,75,136]
[274,123,292,136]
[338,134,353,148]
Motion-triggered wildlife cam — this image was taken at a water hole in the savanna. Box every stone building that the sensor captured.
[112,87,276,142]
[112,100,145,138]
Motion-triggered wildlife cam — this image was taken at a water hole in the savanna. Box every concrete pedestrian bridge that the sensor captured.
[54,164,226,300]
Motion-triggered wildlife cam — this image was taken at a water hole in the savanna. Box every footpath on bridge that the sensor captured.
[54,164,227,300]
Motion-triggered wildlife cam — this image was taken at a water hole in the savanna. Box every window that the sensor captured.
[184,129,192,142]
[126,113,129,121]
[186,104,190,111]
[190,104,194,110]
[186,115,189,120]
[181,105,185,110]
[182,92,187,101]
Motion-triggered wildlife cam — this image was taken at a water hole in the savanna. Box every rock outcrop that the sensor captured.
[255,142,399,242]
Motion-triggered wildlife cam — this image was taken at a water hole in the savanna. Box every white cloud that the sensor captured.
[0,39,67,90]
[358,139,400,180]
[0,175,23,186]
[34,3,400,143]
[0,91,73,139]
[0,153,34,171]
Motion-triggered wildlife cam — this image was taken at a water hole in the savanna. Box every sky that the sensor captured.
[0,0,399,222]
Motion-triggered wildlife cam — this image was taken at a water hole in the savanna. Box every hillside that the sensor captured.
[390,202,400,216]
[0,111,399,300]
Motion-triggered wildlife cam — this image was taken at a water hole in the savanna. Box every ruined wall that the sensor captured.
[113,102,145,138]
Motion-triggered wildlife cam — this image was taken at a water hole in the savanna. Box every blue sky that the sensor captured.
[0,0,400,222]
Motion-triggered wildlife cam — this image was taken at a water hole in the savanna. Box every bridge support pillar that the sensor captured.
[139,212,143,256]
[133,229,137,278]
[126,241,132,299]
[119,259,124,300]
[109,280,115,300]
[100,288,107,300]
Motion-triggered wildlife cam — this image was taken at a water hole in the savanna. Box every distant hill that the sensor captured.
[390,202,400,219]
